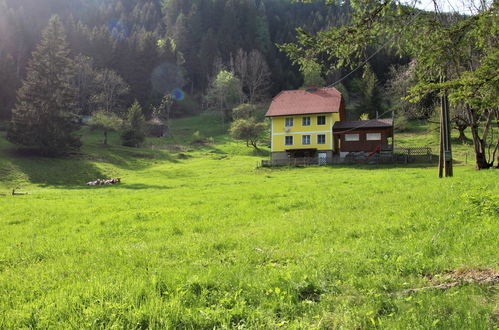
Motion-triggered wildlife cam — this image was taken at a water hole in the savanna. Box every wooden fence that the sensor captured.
[394,147,433,163]
[260,147,435,167]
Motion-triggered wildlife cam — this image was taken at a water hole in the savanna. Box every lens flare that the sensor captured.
[171,88,185,101]
[151,62,186,95]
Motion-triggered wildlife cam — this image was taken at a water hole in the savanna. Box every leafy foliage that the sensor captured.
[89,111,123,145]
[205,70,244,129]
[230,118,267,150]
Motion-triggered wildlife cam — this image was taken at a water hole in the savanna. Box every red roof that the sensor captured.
[266,87,342,117]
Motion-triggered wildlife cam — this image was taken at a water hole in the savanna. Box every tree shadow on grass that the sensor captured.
[4,143,181,187]
[83,143,179,171]
[5,148,108,187]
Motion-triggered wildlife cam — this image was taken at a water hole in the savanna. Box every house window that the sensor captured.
[285,117,293,127]
[302,117,311,126]
[285,136,293,145]
[345,134,360,141]
[317,116,326,125]
[302,135,311,145]
[366,133,381,141]
[317,134,326,144]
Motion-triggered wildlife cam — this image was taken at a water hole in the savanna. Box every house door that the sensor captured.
[318,152,327,165]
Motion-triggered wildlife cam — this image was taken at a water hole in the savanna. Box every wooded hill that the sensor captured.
[0,0,408,120]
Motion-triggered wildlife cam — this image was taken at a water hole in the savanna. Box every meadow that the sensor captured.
[0,115,498,328]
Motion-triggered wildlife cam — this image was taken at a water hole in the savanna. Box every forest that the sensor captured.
[0,0,408,117]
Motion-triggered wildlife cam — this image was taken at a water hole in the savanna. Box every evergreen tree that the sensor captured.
[7,15,81,156]
[121,100,146,147]
[353,65,383,119]
[0,54,19,120]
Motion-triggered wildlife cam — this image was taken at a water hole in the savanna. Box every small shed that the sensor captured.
[333,119,393,157]
[147,117,166,137]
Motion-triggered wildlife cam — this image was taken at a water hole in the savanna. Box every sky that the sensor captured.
[411,0,489,14]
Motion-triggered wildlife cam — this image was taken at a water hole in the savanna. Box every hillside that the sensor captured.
[0,116,498,328]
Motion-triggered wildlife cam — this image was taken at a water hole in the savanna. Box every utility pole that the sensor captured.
[439,80,453,178]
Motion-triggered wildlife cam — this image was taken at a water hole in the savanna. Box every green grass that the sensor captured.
[0,116,498,328]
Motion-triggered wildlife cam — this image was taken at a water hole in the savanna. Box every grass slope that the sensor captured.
[0,115,498,328]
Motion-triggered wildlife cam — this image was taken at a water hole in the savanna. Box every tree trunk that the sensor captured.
[457,125,468,143]
[251,140,259,151]
[466,106,493,170]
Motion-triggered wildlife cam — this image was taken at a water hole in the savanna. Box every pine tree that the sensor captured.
[0,54,19,120]
[121,100,146,147]
[7,15,81,156]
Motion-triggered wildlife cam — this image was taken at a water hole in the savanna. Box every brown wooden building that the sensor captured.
[333,119,393,157]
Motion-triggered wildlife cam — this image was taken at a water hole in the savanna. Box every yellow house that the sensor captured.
[265,87,345,164]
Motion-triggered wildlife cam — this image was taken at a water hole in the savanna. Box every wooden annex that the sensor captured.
[333,119,394,157]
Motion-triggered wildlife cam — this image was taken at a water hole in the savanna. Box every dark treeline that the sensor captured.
[0,0,407,121]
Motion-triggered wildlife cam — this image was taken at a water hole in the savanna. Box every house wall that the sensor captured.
[270,113,340,152]
[337,127,393,152]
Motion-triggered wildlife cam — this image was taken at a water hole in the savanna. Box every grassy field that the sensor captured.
[0,115,498,328]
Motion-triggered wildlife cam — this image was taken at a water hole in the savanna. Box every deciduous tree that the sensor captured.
[91,69,130,117]
[230,118,266,150]
[89,111,123,145]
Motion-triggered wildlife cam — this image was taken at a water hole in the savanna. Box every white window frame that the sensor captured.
[285,117,294,127]
[302,135,311,145]
[366,133,382,141]
[302,117,311,126]
[317,116,326,125]
[317,134,326,144]
[285,135,293,146]
[345,134,360,141]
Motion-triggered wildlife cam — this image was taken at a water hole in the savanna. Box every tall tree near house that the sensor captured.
[91,69,130,117]
[7,15,81,156]
[353,64,383,119]
[301,61,326,88]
